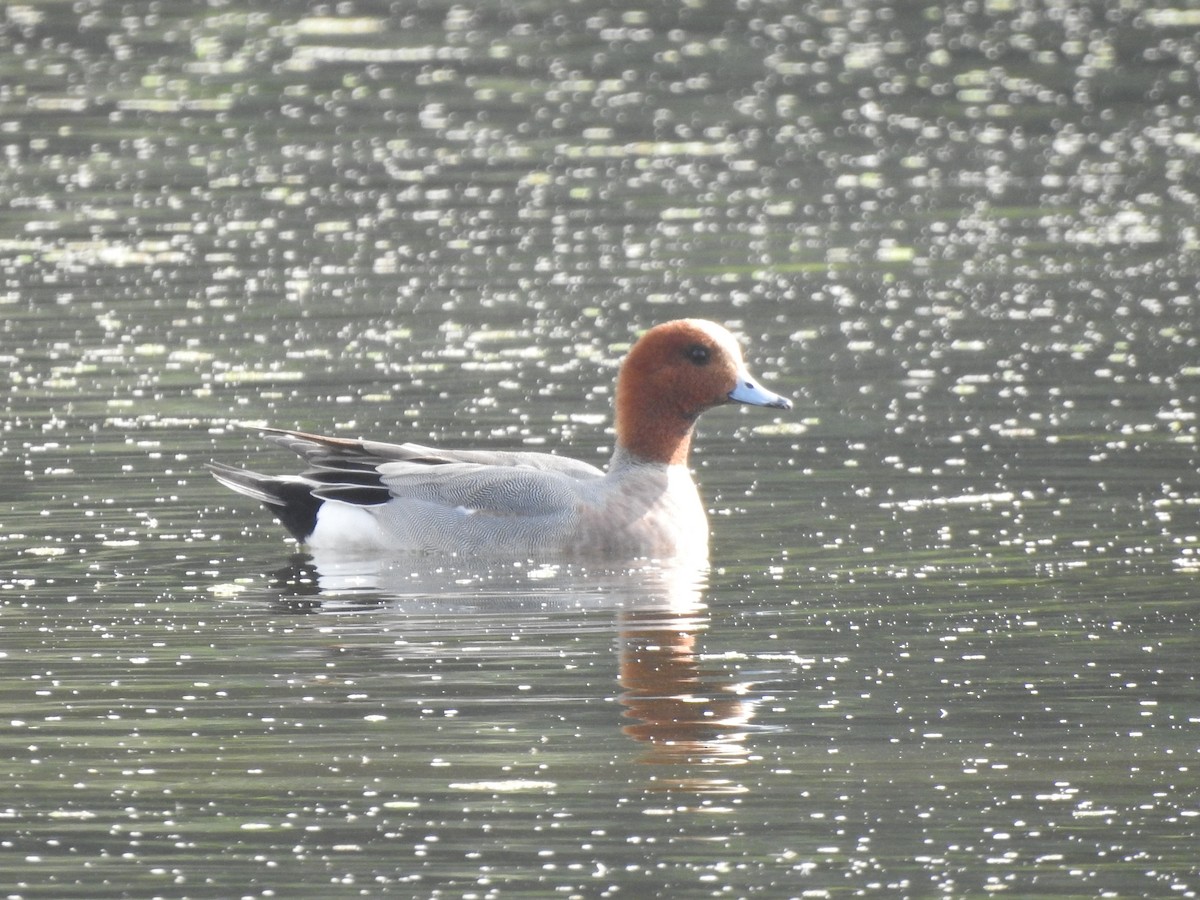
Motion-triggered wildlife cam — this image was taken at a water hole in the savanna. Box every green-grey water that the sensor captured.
[3,1,1199,897]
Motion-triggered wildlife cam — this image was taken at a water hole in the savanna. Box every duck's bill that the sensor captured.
[729,375,792,410]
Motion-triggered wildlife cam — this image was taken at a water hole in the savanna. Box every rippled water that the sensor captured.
[3,1,1199,897]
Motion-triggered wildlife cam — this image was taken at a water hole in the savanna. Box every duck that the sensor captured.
[208,318,791,560]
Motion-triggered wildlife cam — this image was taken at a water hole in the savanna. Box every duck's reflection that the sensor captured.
[617,605,758,775]
[266,552,761,795]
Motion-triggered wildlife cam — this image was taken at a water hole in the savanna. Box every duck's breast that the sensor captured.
[573,463,708,560]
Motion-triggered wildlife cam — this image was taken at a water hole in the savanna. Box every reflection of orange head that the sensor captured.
[617,607,757,773]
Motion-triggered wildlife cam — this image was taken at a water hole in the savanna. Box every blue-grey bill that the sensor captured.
[729,375,792,410]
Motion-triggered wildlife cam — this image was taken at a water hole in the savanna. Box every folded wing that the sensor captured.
[256,426,605,517]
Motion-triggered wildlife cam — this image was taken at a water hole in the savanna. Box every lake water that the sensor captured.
[3,1,1199,897]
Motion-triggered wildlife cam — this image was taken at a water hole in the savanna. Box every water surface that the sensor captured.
[3,1,1199,897]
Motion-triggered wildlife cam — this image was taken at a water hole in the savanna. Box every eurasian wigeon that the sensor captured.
[209,319,791,560]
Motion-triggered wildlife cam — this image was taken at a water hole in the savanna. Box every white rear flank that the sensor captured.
[308,501,387,554]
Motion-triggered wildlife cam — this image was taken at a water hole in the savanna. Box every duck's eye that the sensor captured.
[685,344,711,365]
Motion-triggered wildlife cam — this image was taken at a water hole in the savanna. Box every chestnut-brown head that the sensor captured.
[613,319,791,465]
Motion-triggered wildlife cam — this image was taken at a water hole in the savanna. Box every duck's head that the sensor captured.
[614,319,791,465]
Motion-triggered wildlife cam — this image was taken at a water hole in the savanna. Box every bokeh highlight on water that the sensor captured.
[2,2,1199,897]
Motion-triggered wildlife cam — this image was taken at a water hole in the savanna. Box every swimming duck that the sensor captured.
[209,318,791,560]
